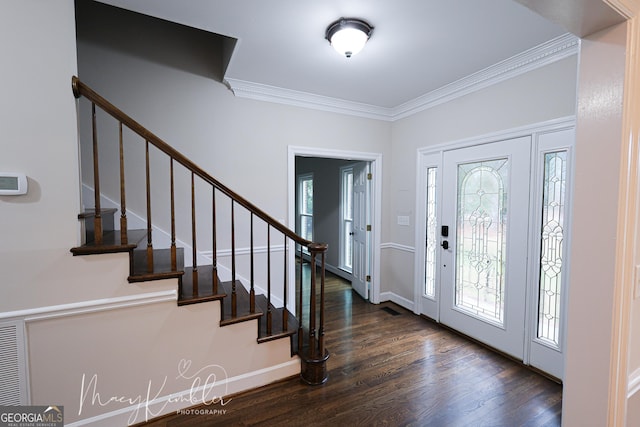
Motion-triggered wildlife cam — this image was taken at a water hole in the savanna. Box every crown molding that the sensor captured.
[225,33,579,122]
[224,78,394,120]
[392,33,579,120]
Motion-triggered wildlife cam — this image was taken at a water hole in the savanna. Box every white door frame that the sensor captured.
[414,116,575,375]
[288,146,382,304]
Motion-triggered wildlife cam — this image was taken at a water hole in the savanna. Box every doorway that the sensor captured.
[415,121,574,379]
[294,157,370,299]
[288,146,382,303]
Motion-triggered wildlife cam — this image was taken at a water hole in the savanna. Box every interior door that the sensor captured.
[351,162,369,299]
[439,137,531,359]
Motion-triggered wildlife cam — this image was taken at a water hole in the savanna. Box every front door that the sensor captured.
[439,137,531,359]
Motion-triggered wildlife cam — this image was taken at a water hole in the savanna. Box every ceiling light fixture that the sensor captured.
[325,18,373,58]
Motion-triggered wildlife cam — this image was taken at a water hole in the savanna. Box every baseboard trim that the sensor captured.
[380,242,415,253]
[379,291,414,311]
[0,290,178,323]
[325,264,353,282]
[299,254,353,282]
[66,358,300,426]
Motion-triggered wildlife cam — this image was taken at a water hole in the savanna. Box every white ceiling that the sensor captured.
[95,0,568,112]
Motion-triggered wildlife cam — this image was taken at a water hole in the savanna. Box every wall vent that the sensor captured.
[0,321,28,405]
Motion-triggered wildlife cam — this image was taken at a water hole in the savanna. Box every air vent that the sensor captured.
[0,321,27,405]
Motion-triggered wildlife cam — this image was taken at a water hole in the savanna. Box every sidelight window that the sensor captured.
[536,151,567,347]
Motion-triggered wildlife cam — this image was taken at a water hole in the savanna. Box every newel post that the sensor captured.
[300,242,330,385]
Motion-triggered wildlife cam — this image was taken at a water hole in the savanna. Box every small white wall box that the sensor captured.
[0,173,28,195]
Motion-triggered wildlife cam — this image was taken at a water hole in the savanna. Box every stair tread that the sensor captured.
[77,208,118,219]
[178,267,226,305]
[255,294,298,343]
[70,229,147,255]
[72,225,299,346]
[128,247,184,282]
[219,280,263,326]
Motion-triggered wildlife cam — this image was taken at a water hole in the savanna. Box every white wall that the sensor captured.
[0,0,84,309]
[0,0,161,314]
[75,3,392,282]
[385,55,578,302]
[0,3,298,424]
[562,22,627,427]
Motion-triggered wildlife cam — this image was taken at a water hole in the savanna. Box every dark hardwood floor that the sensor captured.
[142,272,562,427]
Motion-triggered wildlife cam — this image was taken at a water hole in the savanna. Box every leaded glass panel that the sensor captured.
[424,167,437,298]
[455,159,508,324]
[537,151,567,347]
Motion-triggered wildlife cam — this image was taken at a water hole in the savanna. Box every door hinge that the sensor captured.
[367,173,372,180]
[366,225,371,231]
[366,275,371,282]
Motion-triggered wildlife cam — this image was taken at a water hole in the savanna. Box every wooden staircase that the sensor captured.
[70,76,328,385]
[71,209,296,344]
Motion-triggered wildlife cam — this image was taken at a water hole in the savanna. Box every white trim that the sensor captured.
[417,116,576,156]
[81,184,210,267]
[227,34,579,122]
[413,117,576,378]
[380,242,415,253]
[200,245,287,308]
[288,146,383,304]
[225,78,393,121]
[393,34,579,120]
[200,245,285,259]
[414,153,443,318]
[325,264,353,282]
[66,358,300,427]
[0,290,178,323]
[301,253,354,282]
[379,291,414,312]
[82,185,287,271]
[628,367,640,398]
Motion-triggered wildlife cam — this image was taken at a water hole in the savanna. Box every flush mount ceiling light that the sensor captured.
[325,18,373,58]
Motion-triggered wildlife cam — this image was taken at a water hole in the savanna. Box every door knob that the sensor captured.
[441,240,449,250]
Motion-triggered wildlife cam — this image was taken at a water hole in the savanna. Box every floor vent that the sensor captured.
[0,321,27,405]
[381,306,401,316]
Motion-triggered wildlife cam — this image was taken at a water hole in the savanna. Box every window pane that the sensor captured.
[345,172,353,220]
[301,215,313,242]
[424,167,437,298]
[345,221,353,269]
[537,151,567,347]
[302,179,313,215]
[341,168,354,272]
[455,159,509,325]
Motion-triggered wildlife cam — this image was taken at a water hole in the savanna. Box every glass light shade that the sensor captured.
[326,18,373,58]
[330,27,369,58]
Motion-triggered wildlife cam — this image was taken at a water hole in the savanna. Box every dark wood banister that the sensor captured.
[72,76,317,249]
[72,76,328,385]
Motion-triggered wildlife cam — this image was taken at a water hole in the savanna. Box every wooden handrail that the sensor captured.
[72,75,329,385]
[72,76,318,249]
